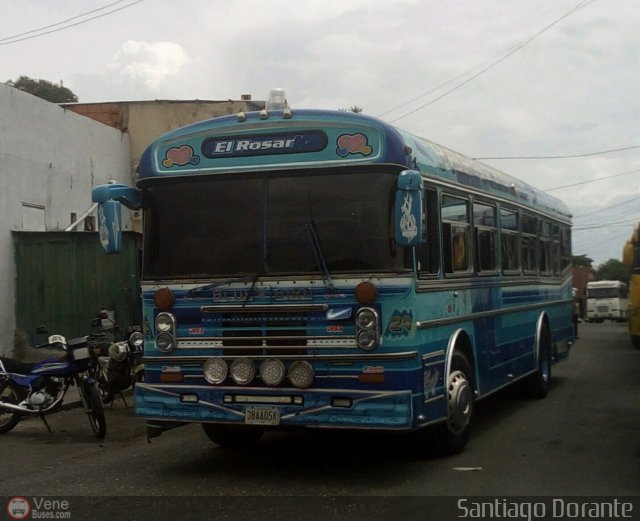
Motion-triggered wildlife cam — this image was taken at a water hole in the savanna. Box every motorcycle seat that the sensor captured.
[0,356,39,375]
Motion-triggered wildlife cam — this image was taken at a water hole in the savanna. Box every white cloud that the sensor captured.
[108,40,191,91]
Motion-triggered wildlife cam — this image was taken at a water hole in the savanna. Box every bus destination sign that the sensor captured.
[201,131,328,158]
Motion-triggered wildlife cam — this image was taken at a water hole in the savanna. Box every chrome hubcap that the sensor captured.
[447,370,473,435]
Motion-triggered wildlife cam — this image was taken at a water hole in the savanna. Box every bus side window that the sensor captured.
[442,195,470,274]
[539,221,552,275]
[500,208,519,273]
[418,187,440,276]
[521,214,538,274]
[474,202,497,273]
[560,225,572,273]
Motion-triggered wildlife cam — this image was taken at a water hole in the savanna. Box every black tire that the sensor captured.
[201,424,263,448]
[0,384,22,434]
[86,383,107,439]
[89,362,112,403]
[522,323,552,399]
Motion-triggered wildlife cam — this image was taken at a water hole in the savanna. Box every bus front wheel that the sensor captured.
[522,323,551,399]
[417,351,474,458]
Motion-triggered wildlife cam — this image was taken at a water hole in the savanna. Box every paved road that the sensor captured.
[1,322,638,518]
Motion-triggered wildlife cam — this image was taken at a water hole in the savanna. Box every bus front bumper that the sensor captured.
[135,382,415,438]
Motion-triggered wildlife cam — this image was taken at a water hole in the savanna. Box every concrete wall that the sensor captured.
[0,83,131,354]
[64,99,264,175]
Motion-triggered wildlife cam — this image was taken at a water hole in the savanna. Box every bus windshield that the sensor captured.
[142,170,411,280]
[587,287,624,299]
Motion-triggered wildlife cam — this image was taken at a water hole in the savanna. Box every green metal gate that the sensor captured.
[14,231,141,346]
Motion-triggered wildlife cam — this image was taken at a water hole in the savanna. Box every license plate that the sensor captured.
[73,347,90,360]
[245,407,280,426]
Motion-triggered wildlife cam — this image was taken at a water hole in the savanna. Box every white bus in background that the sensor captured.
[586,280,629,323]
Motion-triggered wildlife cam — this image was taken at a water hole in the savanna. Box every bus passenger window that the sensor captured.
[500,208,519,272]
[521,214,538,273]
[442,195,470,274]
[418,188,440,276]
[539,221,552,275]
[560,226,572,273]
[474,202,497,272]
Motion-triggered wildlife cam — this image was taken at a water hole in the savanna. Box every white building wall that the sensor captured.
[0,83,131,355]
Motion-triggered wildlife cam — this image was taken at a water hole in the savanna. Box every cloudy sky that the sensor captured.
[2,0,638,267]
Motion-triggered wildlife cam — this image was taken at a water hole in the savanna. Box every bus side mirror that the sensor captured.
[395,170,423,247]
[98,200,123,253]
[92,183,142,254]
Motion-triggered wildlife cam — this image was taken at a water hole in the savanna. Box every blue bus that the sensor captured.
[93,91,574,456]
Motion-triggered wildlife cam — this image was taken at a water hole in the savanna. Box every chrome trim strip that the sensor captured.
[422,350,445,360]
[143,351,419,364]
[140,383,413,396]
[201,304,329,313]
[423,394,445,405]
[135,382,245,417]
[416,298,573,329]
[280,390,412,421]
[422,174,572,225]
[176,335,357,350]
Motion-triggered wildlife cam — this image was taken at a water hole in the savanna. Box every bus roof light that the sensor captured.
[266,88,288,111]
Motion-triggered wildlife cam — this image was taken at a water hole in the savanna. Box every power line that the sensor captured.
[573,217,639,231]
[543,168,640,192]
[0,0,144,46]
[475,144,640,160]
[385,0,596,123]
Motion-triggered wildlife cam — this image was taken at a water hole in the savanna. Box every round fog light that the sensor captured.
[288,361,315,389]
[230,358,256,385]
[203,357,228,384]
[260,359,285,386]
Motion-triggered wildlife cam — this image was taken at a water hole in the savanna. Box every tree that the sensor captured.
[595,258,630,283]
[6,75,78,103]
[339,106,363,113]
[572,254,593,268]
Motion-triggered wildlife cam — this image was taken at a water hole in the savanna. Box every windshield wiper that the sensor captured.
[187,275,256,296]
[306,221,335,290]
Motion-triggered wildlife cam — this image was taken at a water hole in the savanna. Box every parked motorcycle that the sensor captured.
[0,332,106,439]
[91,327,144,405]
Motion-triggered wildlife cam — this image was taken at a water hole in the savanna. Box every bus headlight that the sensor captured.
[356,307,379,350]
[288,361,315,389]
[260,359,286,386]
[203,357,228,384]
[156,312,175,332]
[155,333,176,353]
[155,312,176,352]
[230,358,256,385]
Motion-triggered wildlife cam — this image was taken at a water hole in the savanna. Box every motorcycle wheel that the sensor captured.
[86,383,107,439]
[90,363,112,404]
[0,384,22,434]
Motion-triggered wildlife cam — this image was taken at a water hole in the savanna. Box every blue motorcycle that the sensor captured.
[0,333,106,439]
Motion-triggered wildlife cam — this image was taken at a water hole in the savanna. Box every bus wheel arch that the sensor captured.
[522,313,552,399]
[425,329,476,456]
